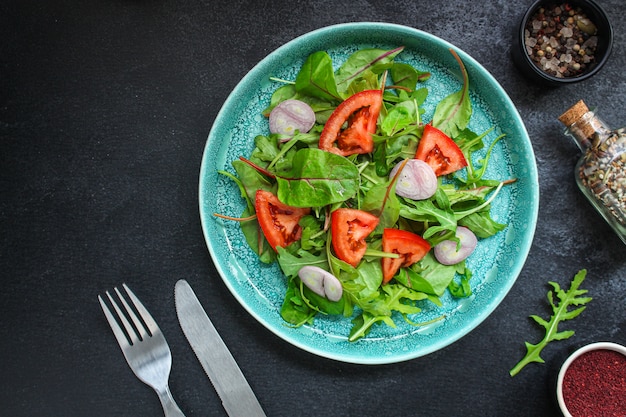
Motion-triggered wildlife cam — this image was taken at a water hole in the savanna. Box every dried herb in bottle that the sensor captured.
[559,100,626,244]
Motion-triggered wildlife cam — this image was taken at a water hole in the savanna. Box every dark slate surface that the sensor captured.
[1,1,624,416]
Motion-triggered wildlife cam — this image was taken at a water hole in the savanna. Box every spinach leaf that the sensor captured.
[302,284,346,316]
[380,100,419,137]
[295,51,342,102]
[276,148,359,207]
[458,211,506,238]
[361,180,400,231]
[262,84,297,116]
[432,49,472,138]
[276,246,328,279]
[416,253,462,296]
[229,160,276,263]
[393,267,437,295]
[335,47,404,95]
[344,69,381,97]
[232,158,274,197]
[389,62,431,90]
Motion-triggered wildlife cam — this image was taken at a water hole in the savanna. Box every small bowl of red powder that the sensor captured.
[556,341,626,417]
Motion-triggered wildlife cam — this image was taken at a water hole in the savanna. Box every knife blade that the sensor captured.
[175,279,266,417]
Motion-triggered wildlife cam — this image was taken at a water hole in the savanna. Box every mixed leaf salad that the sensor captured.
[217,46,514,341]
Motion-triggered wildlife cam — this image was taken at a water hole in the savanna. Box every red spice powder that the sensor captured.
[562,349,626,417]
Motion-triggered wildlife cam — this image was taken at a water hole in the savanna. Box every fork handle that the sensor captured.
[156,386,186,417]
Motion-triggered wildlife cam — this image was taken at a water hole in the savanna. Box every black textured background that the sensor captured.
[1,1,625,416]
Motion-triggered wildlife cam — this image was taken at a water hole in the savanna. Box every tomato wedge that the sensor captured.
[415,123,467,176]
[255,190,310,251]
[381,228,431,284]
[331,208,379,267]
[319,90,382,157]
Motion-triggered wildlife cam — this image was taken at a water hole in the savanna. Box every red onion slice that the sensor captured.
[298,265,343,302]
[389,159,438,200]
[269,99,316,136]
[434,226,478,265]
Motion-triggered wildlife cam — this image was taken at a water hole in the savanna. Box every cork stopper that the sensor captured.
[559,100,595,140]
[558,100,589,126]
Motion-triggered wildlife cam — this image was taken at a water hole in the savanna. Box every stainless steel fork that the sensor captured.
[98,284,185,417]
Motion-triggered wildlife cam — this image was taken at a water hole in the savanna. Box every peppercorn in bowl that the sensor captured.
[512,0,613,85]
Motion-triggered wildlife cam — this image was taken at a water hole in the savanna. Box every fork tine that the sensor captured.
[115,286,149,340]
[122,283,160,336]
[106,289,140,345]
[98,294,131,350]
[99,285,186,417]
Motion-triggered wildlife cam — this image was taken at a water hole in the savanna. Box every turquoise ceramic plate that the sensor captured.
[199,22,538,364]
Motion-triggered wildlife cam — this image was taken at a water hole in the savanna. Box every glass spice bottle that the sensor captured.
[558,100,626,244]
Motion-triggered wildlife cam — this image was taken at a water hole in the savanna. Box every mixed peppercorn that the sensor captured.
[524,3,598,78]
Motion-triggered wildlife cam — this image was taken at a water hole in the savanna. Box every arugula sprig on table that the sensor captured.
[510,269,591,376]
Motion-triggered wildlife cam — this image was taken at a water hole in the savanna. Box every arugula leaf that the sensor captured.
[275,148,359,207]
[448,267,473,298]
[382,131,420,172]
[348,284,428,341]
[298,214,327,251]
[461,130,506,185]
[509,269,592,377]
[280,278,315,326]
[399,190,458,240]
[442,180,501,205]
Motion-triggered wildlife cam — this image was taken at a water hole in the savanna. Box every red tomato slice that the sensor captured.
[255,190,310,251]
[330,208,379,267]
[381,228,431,284]
[319,90,382,157]
[415,124,467,176]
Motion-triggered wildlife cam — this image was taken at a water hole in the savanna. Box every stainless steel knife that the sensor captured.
[175,279,266,417]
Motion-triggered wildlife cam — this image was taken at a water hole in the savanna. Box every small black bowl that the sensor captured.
[512,0,613,86]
